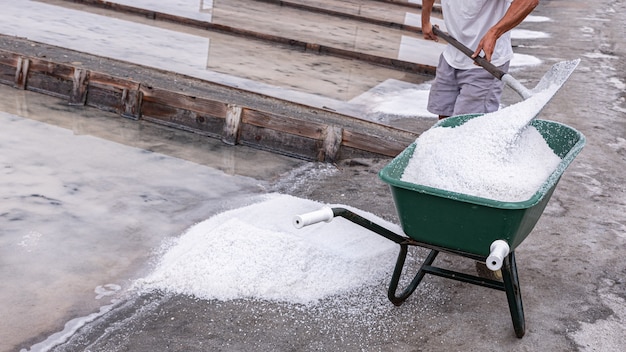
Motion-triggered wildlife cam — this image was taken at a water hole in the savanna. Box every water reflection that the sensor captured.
[108,0,214,21]
[0,0,443,128]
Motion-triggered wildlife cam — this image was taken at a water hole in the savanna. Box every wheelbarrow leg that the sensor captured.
[501,251,525,338]
[388,247,439,306]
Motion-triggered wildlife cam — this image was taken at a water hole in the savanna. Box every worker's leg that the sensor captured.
[452,62,510,116]
[427,55,459,119]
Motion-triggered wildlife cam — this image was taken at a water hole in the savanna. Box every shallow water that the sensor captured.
[0,85,301,351]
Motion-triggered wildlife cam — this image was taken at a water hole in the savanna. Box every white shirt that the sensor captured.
[441,0,514,69]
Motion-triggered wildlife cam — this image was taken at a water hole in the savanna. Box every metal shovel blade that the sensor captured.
[530,58,580,94]
[501,58,580,100]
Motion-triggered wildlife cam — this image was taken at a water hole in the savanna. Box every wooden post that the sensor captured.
[222,104,242,145]
[14,56,29,90]
[121,87,143,120]
[69,68,90,106]
[320,125,343,162]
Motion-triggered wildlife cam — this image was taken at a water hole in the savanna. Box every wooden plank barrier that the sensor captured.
[0,48,417,162]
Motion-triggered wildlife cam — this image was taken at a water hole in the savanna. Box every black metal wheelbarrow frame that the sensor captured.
[294,116,585,339]
[313,207,525,338]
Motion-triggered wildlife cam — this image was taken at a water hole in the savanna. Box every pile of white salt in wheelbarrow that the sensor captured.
[401,84,564,202]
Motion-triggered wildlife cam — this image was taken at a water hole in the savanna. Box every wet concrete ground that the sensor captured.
[1,0,625,351]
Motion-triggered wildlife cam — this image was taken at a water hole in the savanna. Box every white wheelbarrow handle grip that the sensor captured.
[292,207,334,229]
[486,240,510,271]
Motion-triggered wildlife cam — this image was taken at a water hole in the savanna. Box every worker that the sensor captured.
[421,0,539,119]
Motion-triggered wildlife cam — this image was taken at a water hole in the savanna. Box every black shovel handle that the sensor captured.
[432,26,505,80]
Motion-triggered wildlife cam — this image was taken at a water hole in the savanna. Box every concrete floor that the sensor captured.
[1,0,625,351]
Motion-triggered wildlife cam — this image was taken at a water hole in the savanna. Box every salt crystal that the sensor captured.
[400,87,563,202]
[135,194,398,304]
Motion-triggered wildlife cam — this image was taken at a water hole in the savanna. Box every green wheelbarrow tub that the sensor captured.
[378,115,586,257]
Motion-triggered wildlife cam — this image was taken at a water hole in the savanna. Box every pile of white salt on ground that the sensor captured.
[401,86,564,202]
[135,194,399,304]
[134,86,567,306]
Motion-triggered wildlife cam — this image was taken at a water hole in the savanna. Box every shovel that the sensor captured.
[432,26,580,101]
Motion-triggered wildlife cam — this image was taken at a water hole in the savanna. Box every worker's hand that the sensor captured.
[472,29,499,62]
[422,23,438,42]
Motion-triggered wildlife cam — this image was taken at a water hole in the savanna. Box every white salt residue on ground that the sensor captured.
[583,52,619,60]
[135,194,399,304]
[511,53,542,67]
[348,79,438,119]
[523,15,551,23]
[511,29,551,39]
[401,86,563,202]
[371,87,436,118]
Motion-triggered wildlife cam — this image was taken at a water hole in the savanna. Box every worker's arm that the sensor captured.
[421,0,438,41]
[473,0,539,61]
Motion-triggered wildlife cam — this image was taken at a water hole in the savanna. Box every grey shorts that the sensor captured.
[427,55,510,117]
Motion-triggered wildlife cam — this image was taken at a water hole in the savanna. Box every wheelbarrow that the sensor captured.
[293,114,585,338]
